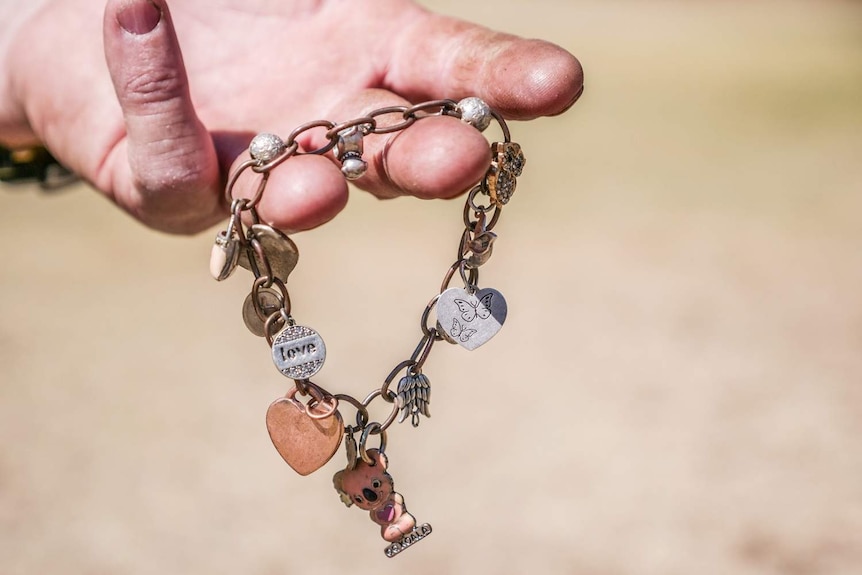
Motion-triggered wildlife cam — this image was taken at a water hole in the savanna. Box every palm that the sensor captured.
[168,1,419,130]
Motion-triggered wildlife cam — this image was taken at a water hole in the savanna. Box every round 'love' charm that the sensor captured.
[271,325,326,379]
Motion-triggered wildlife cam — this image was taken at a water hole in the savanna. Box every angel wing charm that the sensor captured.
[396,373,431,427]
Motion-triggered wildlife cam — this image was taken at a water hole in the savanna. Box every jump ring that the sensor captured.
[359,423,387,465]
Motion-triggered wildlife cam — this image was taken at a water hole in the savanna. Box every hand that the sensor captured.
[1,0,583,233]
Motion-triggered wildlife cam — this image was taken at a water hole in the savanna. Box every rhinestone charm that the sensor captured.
[457,97,492,132]
[487,142,525,206]
[249,133,285,162]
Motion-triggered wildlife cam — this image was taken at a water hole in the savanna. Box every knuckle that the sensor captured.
[121,68,186,109]
[133,143,211,195]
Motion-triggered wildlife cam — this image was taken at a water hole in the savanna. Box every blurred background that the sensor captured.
[2,0,861,573]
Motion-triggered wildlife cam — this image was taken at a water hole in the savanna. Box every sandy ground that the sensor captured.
[2,1,861,574]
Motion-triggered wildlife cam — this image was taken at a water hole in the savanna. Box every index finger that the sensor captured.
[382,11,584,120]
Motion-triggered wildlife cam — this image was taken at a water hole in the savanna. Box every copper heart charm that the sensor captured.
[266,396,343,476]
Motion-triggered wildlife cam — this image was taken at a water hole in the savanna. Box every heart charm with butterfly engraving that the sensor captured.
[437,287,507,351]
[266,394,343,476]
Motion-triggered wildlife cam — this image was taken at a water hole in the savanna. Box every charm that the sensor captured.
[211,99,532,554]
[335,126,368,180]
[486,142,525,207]
[332,448,431,556]
[384,524,433,558]
[437,287,508,351]
[271,324,326,379]
[237,224,299,282]
[456,96,492,132]
[210,229,240,281]
[396,373,431,427]
[249,132,285,163]
[465,230,497,269]
[266,388,343,476]
[242,288,283,337]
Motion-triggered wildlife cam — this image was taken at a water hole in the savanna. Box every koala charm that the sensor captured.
[333,448,432,557]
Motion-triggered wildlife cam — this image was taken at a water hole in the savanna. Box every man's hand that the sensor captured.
[1,0,583,233]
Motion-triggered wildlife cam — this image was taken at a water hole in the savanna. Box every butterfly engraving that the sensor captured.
[450,318,477,342]
[454,292,494,322]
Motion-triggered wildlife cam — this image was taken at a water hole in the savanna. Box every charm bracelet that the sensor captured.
[210,97,525,558]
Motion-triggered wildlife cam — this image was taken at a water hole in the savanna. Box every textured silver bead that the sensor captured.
[249,133,285,162]
[457,97,492,132]
[341,157,368,180]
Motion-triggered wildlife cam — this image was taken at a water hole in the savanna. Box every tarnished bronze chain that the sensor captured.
[213,97,525,459]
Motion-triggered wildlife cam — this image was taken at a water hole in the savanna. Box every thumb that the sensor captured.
[103,0,222,233]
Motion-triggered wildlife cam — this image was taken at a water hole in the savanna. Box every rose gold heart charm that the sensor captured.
[266,388,343,476]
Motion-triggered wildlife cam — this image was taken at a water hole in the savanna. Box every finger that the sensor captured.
[228,151,349,235]
[103,0,221,233]
[384,12,584,120]
[315,89,491,201]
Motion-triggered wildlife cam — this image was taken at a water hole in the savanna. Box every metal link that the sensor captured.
[457,228,473,261]
[252,276,290,319]
[293,378,310,396]
[293,381,339,421]
[369,106,415,134]
[440,260,463,293]
[224,159,257,206]
[459,261,479,293]
[381,360,416,399]
[491,108,512,143]
[409,331,437,374]
[326,117,376,140]
[286,120,338,156]
[404,99,458,118]
[247,205,261,226]
[264,307,295,347]
[359,423,387,464]
[361,389,400,433]
[247,238,272,283]
[251,141,300,174]
[225,199,246,246]
[335,393,372,431]
[464,192,501,231]
[467,185,495,213]
[420,293,443,339]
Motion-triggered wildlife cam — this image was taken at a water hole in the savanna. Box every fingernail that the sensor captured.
[118,0,161,35]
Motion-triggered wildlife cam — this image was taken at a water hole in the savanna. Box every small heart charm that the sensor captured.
[436,287,508,351]
[210,230,240,281]
[266,396,343,476]
[238,224,299,282]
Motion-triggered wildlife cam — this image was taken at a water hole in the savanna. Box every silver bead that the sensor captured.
[341,157,368,180]
[457,97,492,132]
[335,126,364,158]
[249,132,285,162]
